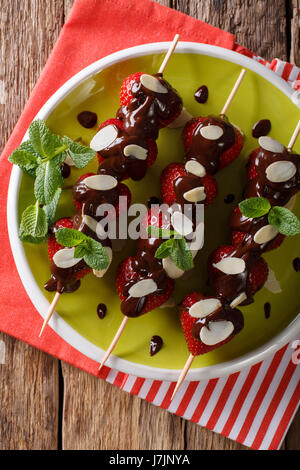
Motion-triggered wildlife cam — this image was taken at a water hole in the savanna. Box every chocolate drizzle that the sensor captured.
[252,119,271,138]
[150,335,163,356]
[45,74,182,295]
[194,85,209,104]
[191,304,244,341]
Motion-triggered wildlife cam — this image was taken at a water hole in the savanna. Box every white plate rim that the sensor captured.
[6,41,300,381]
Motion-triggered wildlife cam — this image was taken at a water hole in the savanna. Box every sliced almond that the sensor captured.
[230,292,247,308]
[200,125,224,140]
[53,247,81,269]
[162,257,184,279]
[213,257,245,275]
[168,108,193,128]
[254,224,279,244]
[140,74,168,94]
[90,124,118,151]
[82,174,118,191]
[171,211,193,236]
[124,144,148,160]
[93,247,112,278]
[189,298,222,319]
[64,151,75,166]
[128,279,158,298]
[265,160,296,183]
[264,268,282,294]
[82,215,98,232]
[96,222,106,239]
[200,320,234,345]
[183,186,206,203]
[284,195,297,211]
[188,222,204,252]
[185,160,206,177]
[258,136,284,154]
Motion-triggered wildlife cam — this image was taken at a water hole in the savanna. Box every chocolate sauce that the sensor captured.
[150,335,163,356]
[252,119,271,138]
[61,162,71,178]
[77,111,98,128]
[264,302,271,319]
[46,74,182,297]
[194,85,209,104]
[147,196,161,208]
[191,304,244,341]
[293,257,300,272]
[224,194,235,204]
[97,303,107,319]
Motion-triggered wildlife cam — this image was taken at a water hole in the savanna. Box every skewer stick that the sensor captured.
[39,291,61,337]
[220,68,246,117]
[158,34,180,74]
[287,119,300,151]
[171,354,194,401]
[98,316,129,371]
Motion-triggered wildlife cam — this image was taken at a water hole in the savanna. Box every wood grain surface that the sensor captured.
[0,0,299,450]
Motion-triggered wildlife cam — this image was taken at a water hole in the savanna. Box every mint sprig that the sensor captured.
[147,225,194,271]
[239,196,300,237]
[55,228,110,271]
[8,119,97,244]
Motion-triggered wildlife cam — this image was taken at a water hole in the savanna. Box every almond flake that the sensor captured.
[140,74,168,94]
[171,211,193,236]
[265,160,296,183]
[189,298,222,318]
[185,160,206,177]
[90,124,118,151]
[264,268,282,294]
[124,144,148,160]
[254,224,279,244]
[200,125,223,140]
[128,279,158,298]
[82,174,118,191]
[200,320,234,345]
[93,247,112,278]
[162,257,184,279]
[82,215,98,232]
[213,257,245,275]
[188,222,204,252]
[53,247,81,269]
[258,136,284,154]
[183,186,206,202]
[230,292,247,308]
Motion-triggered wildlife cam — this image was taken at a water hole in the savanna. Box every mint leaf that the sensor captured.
[8,148,38,177]
[21,203,48,238]
[155,239,174,258]
[29,119,56,158]
[239,197,271,218]
[19,221,46,244]
[55,228,87,247]
[147,226,174,239]
[74,244,88,259]
[34,160,63,204]
[63,136,96,168]
[43,188,62,224]
[171,238,194,271]
[268,207,300,236]
[83,238,110,271]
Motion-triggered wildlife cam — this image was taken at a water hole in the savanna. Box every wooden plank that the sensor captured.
[290,0,300,66]
[0,0,64,450]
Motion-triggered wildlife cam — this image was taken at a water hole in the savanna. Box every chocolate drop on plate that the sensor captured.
[252,119,271,138]
[194,85,208,104]
[224,194,235,204]
[293,257,300,272]
[61,162,71,178]
[150,335,163,356]
[77,110,98,128]
[147,196,161,208]
[264,302,271,319]
[97,303,107,319]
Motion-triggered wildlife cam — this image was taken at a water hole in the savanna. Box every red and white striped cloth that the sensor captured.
[99,57,300,451]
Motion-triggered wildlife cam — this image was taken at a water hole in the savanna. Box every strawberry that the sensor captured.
[116,257,174,315]
[249,257,268,293]
[232,229,284,252]
[179,293,238,355]
[246,149,259,181]
[208,245,235,277]
[183,118,244,169]
[73,172,96,212]
[160,162,217,207]
[48,218,91,280]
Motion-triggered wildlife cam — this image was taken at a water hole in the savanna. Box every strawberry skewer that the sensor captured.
[172,120,300,400]
[39,35,183,337]
[98,69,247,370]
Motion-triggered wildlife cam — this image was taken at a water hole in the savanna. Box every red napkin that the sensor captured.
[0,0,235,371]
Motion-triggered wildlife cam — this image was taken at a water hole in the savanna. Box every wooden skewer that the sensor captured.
[171,354,194,401]
[98,316,129,371]
[158,34,180,74]
[220,68,246,117]
[39,291,61,337]
[287,118,300,151]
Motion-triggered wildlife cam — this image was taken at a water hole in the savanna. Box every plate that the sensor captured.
[7,42,300,381]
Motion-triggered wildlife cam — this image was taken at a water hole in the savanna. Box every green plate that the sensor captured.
[17,50,300,374]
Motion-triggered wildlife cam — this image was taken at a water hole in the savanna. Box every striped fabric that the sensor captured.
[100,57,300,451]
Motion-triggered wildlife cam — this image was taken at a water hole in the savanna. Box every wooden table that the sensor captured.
[0,0,299,450]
